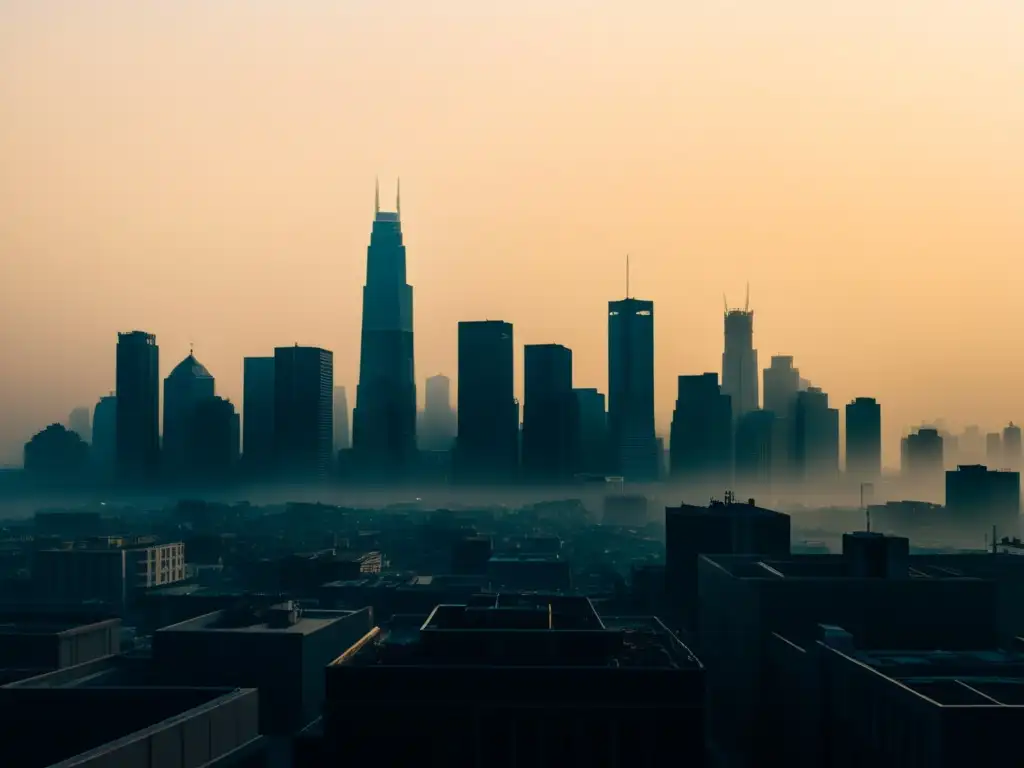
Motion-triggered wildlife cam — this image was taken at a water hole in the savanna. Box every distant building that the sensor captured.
[722,306,758,420]
[608,297,658,481]
[274,346,333,480]
[902,427,944,479]
[162,353,216,478]
[420,374,456,451]
[243,356,275,472]
[67,407,91,444]
[522,344,576,481]
[191,396,240,479]
[845,397,882,479]
[1003,423,1022,470]
[734,410,776,489]
[762,355,801,478]
[23,425,89,476]
[669,373,732,482]
[945,464,1020,538]
[573,387,608,475]
[0,614,120,678]
[91,395,117,476]
[986,431,1003,466]
[794,387,839,481]
[333,385,350,453]
[115,331,160,481]
[455,320,518,483]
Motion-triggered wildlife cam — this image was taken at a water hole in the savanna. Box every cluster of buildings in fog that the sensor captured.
[15,183,1023,502]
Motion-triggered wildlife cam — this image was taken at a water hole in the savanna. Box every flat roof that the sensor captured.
[158,606,357,636]
[667,501,787,519]
[702,553,990,581]
[0,616,119,636]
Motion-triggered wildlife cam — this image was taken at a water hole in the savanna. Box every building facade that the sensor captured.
[243,356,275,472]
[608,297,658,481]
[274,346,333,480]
[722,308,759,421]
[162,354,216,478]
[845,397,882,479]
[115,331,160,481]
[669,373,733,483]
[522,344,575,480]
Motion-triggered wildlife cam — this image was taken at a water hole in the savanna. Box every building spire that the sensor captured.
[374,176,380,215]
[396,177,401,219]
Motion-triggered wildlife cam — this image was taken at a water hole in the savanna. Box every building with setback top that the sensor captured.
[722,301,759,421]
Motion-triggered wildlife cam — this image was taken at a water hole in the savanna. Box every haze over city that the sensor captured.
[2,1,1023,467]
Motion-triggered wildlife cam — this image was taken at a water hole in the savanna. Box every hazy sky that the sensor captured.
[1,1,1022,468]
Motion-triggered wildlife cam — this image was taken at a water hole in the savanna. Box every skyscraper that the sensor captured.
[986,432,1003,467]
[455,321,518,483]
[794,387,839,481]
[67,407,91,444]
[115,331,159,481]
[573,387,608,475]
[333,386,350,453]
[91,394,116,477]
[190,396,240,479]
[608,297,657,481]
[1003,423,1022,470]
[522,344,576,480]
[845,397,882,479]
[420,374,456,452]
[243,356,275,472]
[722,303,758,421]
[734,409,776,488]
[274,346,333,480]
[353,180,417,474]
[669,373,733,482]
[163,353,215,478]
[901,428,944,480]
[763,355,801,479]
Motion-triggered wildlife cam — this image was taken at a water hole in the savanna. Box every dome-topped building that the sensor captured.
[169,353,213,380]
[163,352,216,477]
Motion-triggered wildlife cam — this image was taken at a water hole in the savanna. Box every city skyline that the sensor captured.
[3,2,1024,467]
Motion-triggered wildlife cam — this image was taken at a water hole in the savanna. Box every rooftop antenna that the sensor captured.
[374,176,380,215]
[723,293,729,314]
[625,254,630,299]
[745,282,750,312]
[396,177,401,218]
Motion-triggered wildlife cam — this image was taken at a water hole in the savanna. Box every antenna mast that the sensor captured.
[626,254,630,299]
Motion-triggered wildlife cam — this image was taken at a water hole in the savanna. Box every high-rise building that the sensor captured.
[573,387,608,475]
[353,181,417,474]
[455,321,518,483]
[274,346,333,480]
[608,297,658,481]
[190,396,240,478]
[986,432,1003,467]
[669,373,733,482]
[763,355,801,479]
[794,387,839,481]
[162,353,216,478]
[115,331,160,481]
[901,427,944,479]
[522,344,576,480]
[1003,423,1022,470]
[67,407,91,444]
[91,395,117,476]
[734,409,776,488]
[946,464,1021,537]
[722,305,758,421]
[243,357,275,472]
[333,386,350,453]
[845,397,882,479]
[420,374,456,452]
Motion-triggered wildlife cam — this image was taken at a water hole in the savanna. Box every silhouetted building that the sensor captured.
[902,427,944,479]
[23,424,89,477]
[946,464,1020,537]
[420,374,456,451]
[242,356,275,472]
[846,397,882,479]
[794,387,839,481]
[322,595,704,767]
[333,385,350,453]
[722,306,758,420]
[162,353,215,478]
[734,410,776,488]
[353,181,417,474]
[1004,422,1022,470]
[669,373,732,482]
[0,614,120,677]
[191,396,240,479]
[67,407,91,444]
[665,498,790,630]
[115,331,159,481]
[522,344,575,480]
[763,355,801,478]
[608,297,658,481]
[274,345,333,480]
[455,320,518,483]
[574,387,608,475]
[986,431,1003,467]
[91,394,116,476]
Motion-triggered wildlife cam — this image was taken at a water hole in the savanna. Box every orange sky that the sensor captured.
[1,1,1022,467]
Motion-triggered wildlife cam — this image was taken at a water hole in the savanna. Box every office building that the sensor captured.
[67,407,91,443]
[794,387,839,481]
[1004,422,1022,470]
[734,409,776,488]
[321,595,705,767]
[574,387,608,475]
[274,345,333,480]
[455,320,518,482]
[669,373,732,482]
[91,394,117,476]
[763,356,801,478]
[420,374,456,451]
[243,356,275,471]
[845,397,882,479]
[987,431,1003,467]
[608,297,658,481]
[191,396,240,478]
[162,353,216,478]
[722,304,758,420]
[902,427,944,479]
[665,497,790,629]
[353,180,417,473]
[522,344,575,480]
[115,331,160,481]
[333,385,350,453]
[946,464,1020,538]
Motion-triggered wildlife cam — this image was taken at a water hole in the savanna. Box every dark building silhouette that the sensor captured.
[420,374,456,452]
[722,303,758,421]
[91,394,117,476]
[243,356,275,472]
[455,320,518,483]
[794,387,839,481]
[574,387,608,475]
[1003,422,1022,470]
[845,397,882,479]
[608,297,658,481]
[333,385,350,453]
[162,353,215,478]
[946,464,1020,538]
[115,330,160,481]
[24,424,89,476]
[986,431,1003,467]
[67,407,91,444]
[763,355,801,478]
[274,345,333,480]
[901,427,944,480]
[353,180,417,474]
[669,373,732,482]
[734,409,776,488]
[191,396,240,479]
[522,344,576,480]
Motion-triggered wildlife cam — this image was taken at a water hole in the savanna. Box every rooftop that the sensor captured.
[0,615,119,637]
[667,499,786,519]
[158,602,359,636]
